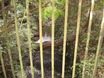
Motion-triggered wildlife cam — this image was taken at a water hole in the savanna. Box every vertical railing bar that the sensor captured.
[92,9,104,78]
[0,0,7,78]
[61,0,69,78]
[13,0,25,78]
[51,0,55,78]
[39,0,44,78]
[1,0,15,78]
[72,0,82,78]
[0,53,7,78]
[26,0,34,78]
[82,0,95,78]
[6,36,16,78]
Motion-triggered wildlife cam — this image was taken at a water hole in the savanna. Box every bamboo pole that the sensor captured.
[26,0,34,78]
[92,9,104,78]
[39,0,44,78]
[72,0,82,78]
[51,0,55,78]
[62,0,69,78]
[13,0,25,77]
[82,0,95,78]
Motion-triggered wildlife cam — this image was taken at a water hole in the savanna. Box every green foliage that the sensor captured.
[42,6,64,20]
[16,2,25,14]
[95,0,104,9]
[77,53,104,78]
[41,0,65,21]
[50,0,65,5]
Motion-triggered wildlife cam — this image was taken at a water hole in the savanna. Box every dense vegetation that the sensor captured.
[0,0,104,78]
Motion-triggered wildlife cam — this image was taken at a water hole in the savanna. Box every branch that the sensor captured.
[34,29,85,51]
[29,2,50,12]
[0,25,14,35]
